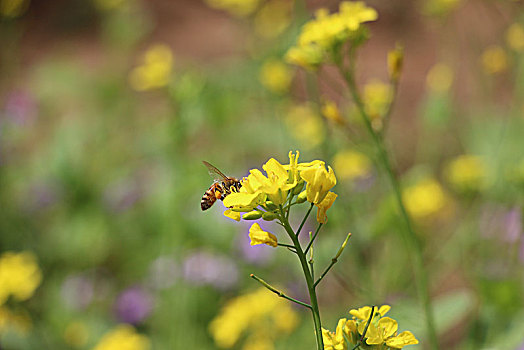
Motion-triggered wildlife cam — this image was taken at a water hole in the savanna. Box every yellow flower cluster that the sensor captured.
[205,0,260,17]
[322,305,418,350]
[444,155,487,192]
[93,324,150,350]
[129,44,174,91]
[223,151,338,239]
[209,288,299,349]
[285,1,378,70]
[0,251,42,305]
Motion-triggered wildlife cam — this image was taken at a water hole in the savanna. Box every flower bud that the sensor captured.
[388,44,404,82]
[296,190,308,203]
[262,212,278,221]
[242,210,264,220]
[231,206,256,212]
[292,181,305,195]
[264,201,278,211]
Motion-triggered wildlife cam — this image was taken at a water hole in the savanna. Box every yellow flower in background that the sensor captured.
[333,149,372,181]
[0,251,42,305]
[363,79,391,122]
[481,46,509,75]
[0,0,29,17]
[64,321,89,348]
[388,45,404,82]
[426,63,454,93]
[254,0,292,39]
[285,104,325,149]
[506,23,524,52]
[316,191,337,224]
[300,162,337,204]
[321,99,345,125]
[93,324,150,350]
[129,44,173,91]
[209,288,298,349]
[444,155,487,192]
[403,178,448,219]
[249,223,278,247]
[205,0,260,17]
[284,45,324,71]
[259,59,293,94]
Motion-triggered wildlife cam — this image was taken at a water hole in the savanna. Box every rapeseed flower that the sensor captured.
[506,23,524,52]
[426,63,454,93]
[444,155,487,192]
[300,163,337,204]
[254,0,292,39]
[259,59,293,94]
[285,104,325,149]
[403,178,448,219]
[129,44,173,91]
[321,99,345,125]
[388,45,404,82]
[363,79,392,128]
[0,251,42,305]
[93,324,150,350]
[333,150,372,181]
[63,321,89,348]
[249,223,278,247]
[316,191,337,224]
[209,288,298,349]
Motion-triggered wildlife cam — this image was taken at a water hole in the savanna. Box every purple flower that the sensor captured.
[61,275,94,310]
[505,207,522,243]
[114,286,153,325]
[182,251,238,290]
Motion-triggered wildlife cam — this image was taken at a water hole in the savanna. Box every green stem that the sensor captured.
[250,274,312,309]
[305,222,323,255]
[297,202,314,237]
[339,67,439,350]
[279,206,324,350]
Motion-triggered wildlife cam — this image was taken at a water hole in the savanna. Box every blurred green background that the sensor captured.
[0,0,523,349]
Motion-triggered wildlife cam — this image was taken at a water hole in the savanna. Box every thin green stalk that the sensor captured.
[339,66,439,350]
[305,223,323,255]
[279,206,324,350]
[250,274,312,309]
[315,232,352,287]
[297,202,314,237]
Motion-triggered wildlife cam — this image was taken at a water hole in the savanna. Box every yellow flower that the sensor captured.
[93,324,150,350]
[285,104,325,150]
[321,99,345,125]
[333,150,372,181]
[349,304,390,322]
[322,318,348,350]
[386,331,419,349]
[64,321,89,348]
[249,223,278,247]
[0,0,28,17]
[316,191,337,224]
[129,44,173,91]
[204,0,260,17]
[506,23,524,52]
[209,288,298,348]
[284,44,324,71]
[300,163,337,204]
[224,209,241,221]
[0,251,42,305]
[363,79,391,121]
[426,63,454,93]
[254,0,292,39]
[403,178,447,219]
[481,46,509,75]
[444,155,487,192]
[388,45,404,82]
[364,317,397,345]
[259,59,293,94]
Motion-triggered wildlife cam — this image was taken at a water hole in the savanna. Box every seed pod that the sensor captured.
[297,190,308,203]
[242,210,264,220]
[262,212,278,221]
[264,201,278,211]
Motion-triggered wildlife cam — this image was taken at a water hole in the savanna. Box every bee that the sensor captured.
[201,161,242,211]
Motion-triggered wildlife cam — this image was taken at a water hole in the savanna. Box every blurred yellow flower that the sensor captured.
[388,45,404,82]
[444,155,487,192]
[300,162,337,204]
[285,104,325,149]
[0,251,42,305]
[64,321,89,348]
[424,0,462,16]
[506,23,524,52]
[0,0,29,17]
[403,178,448,219]
[426,63,454,93]
[93,324,150,350]
[284,45,324,71]
[316,191,337,224]
[249,223,278,247]
[205,0,260,17]
[333,149,372,181]
[481,46,509,75]
[259,59,293,94]
[129,44,173,91]
[254,0,292,39]
[363,79,391,130]
[209,288,298,348]
[321,99,345,125]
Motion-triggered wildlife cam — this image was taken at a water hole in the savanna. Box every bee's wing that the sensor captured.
[203,161,229,182]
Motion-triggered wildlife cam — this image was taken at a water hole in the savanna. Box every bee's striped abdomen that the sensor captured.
[201,187,218,211]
